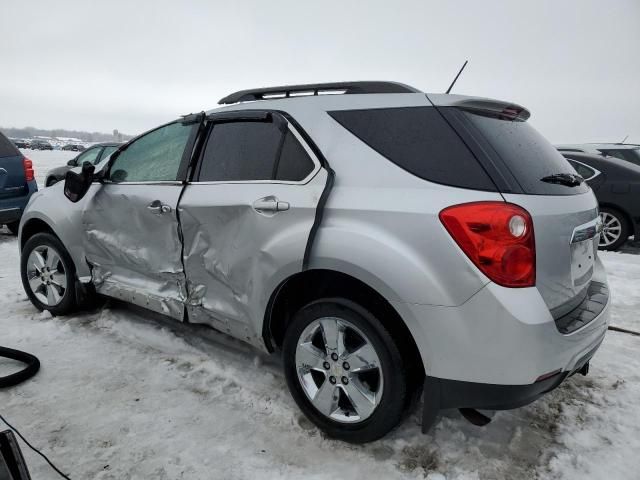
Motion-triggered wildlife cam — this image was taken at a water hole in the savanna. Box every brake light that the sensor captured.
[23,158,34,182]
[439,202,535,287]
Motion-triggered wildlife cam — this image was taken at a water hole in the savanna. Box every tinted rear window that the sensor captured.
[0,132,20,158]
[463,112,590,195]
[329,107,497,191]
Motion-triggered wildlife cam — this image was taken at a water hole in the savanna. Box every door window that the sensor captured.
[197,120,315,182]
[109,122,193,183]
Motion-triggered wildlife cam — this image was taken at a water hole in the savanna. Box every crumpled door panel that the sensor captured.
[82,183,186,319]
[180,171,326,346]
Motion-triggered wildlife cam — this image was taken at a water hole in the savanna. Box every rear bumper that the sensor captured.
[392,257,610,387]
[0,181,38,225]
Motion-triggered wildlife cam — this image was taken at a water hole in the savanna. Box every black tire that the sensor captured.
[283,298,408,443]
[46,177,59,187]
[6,222,19,235]
[20,232,77,315]
[599,207,630,251]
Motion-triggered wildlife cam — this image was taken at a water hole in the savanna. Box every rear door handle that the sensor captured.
[253,196,290,214]
[147,200,172,214]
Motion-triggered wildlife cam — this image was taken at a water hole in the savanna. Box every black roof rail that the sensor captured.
[218,81,421,104]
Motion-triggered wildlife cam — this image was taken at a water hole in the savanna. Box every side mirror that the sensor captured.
[64,162,95,203]
[67,158,77,167]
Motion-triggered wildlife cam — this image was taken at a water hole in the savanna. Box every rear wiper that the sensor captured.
[540,173,584,187]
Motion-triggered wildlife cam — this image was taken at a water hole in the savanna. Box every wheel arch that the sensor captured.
[263,268,426,384]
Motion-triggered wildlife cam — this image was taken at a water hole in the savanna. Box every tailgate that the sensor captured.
[503,192,600,315]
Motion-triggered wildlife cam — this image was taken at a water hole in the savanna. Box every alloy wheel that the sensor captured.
[599,211,622,248]
[26,245,67,306]
[295,316,384,423]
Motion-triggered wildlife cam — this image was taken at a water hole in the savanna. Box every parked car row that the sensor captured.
[16,82,612,443]
[10,138,87,151]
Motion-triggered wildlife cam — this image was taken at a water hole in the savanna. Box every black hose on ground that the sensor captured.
[0,346,40,387]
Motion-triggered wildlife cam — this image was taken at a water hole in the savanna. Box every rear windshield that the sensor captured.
[0,132,20,158]
[329,107,497,191]
[462,112,590,195]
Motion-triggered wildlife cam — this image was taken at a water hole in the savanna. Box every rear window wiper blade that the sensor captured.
[540,173,584,187]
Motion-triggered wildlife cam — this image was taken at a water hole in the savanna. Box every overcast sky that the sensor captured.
[1,0,638,143]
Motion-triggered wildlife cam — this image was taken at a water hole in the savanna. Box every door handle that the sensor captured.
[253,197,290,214]
[147,200,172,214]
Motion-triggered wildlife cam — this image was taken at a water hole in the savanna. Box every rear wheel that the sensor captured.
[283,298,408,443]
[599,207,629,251]
[21,233,77,315]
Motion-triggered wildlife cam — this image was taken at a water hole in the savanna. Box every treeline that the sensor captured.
[1,126,133,142]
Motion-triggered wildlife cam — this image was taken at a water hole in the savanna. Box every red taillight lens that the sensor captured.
[439,202,535,287]
[23,158,35,182]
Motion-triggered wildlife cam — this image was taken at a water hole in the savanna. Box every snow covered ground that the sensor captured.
[1,151,639,479]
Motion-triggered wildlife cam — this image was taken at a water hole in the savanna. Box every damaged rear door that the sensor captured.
[82,121,197,319]
[179,111,326,346]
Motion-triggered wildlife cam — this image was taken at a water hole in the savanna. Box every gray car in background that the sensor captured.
[45,142,121,186]
[17,82,610,442]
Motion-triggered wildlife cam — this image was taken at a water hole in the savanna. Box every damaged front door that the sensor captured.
[179,112,326,346]
[82,121,196,319]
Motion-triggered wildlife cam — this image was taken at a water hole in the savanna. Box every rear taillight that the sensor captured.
[23,158,34,182]
[439,201,535,287]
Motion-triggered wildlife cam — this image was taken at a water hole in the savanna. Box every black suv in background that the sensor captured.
[557,143,640,167]
[562,151,640,250]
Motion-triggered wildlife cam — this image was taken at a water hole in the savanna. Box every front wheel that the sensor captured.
[283,298,408,443]
[21,233,77,315]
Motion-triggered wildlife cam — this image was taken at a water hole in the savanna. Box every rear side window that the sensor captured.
[329,107,496,191]
[567,160,596,180]
[462,112,590,195]
[0,132,20,158]
[276,132,315,181]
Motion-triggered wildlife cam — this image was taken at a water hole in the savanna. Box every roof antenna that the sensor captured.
[446,60,468,94]
[620,135,629,144]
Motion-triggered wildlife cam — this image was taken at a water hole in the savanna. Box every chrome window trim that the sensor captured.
[187,122,322,186]
[567,159,601,181]
[101,180,184,186]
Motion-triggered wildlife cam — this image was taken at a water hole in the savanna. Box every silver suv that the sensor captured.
[18,82,610,443]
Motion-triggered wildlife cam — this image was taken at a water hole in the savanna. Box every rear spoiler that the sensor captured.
[426,93,530,121]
